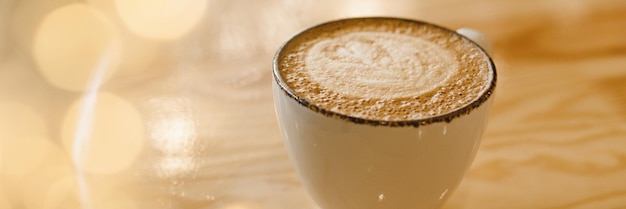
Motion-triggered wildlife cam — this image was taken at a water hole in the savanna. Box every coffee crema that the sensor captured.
[276,18,492,121]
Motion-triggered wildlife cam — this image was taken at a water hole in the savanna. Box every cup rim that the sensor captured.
[273,17,497,127]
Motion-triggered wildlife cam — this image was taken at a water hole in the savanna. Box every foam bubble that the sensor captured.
[278,18,492,121]
[305,31,457,100]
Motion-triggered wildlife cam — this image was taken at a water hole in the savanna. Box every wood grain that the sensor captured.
[0,0,625,208]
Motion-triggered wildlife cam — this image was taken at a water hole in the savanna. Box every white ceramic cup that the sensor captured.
[273,18,496,209]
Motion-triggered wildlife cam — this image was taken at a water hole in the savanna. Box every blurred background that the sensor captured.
[0,0,625,208]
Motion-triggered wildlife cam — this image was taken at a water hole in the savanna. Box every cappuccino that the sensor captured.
[275,18,492,121]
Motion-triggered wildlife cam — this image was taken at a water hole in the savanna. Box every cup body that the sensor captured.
[274,83,493,209]
[272,17,496,209]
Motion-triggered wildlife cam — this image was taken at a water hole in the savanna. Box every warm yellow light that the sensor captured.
[18,159,74,209]
[33,3,121,92]
[9,0,76,54]
[115,0,207,40]
[41,175,81,209]
[157,156,195,178]
[341,0,385,16]
[42,175,139,209]
[1,135,54,176]
[0,101,47,137]
[87,0,163,76]
[61,92,145,175]
[221,203,263,209]
[147,97,197,155]
[0,102,51,176]
[0,188,11,209]
[95,197,138,209]
[115,34,161,75]
[146,96,198,178]
[85,0,116,12]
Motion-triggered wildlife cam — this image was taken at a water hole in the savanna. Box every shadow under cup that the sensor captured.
[272,17,496,209]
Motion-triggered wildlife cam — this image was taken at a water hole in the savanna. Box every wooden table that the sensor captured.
[0,0,625,208]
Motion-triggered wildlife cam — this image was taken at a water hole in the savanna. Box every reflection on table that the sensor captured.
[0,0,625,208]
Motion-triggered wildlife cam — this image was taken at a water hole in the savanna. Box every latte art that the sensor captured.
[305,32,458,99]
[276,18,492,121]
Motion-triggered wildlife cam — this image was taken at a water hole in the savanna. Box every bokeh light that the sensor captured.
[0,188,11,209]
[42,175,138,209]
[221,203,263,209]
[61,92,145,175]
[115,0,208,40]
[114,33,161,76]
[0,101,47,138]
[33,3,121,92]
[87,0,163,76]
[18,154,74,209]
[0,61,33,100]
[148,97,197,155]
[1,135,54,176]
[0,102,50,176]
[147,96,199,178]
[9,0,75,55]
[157,156,196,178]
[41,175,81,209]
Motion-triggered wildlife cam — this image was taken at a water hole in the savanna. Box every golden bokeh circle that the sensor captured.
[33,3,121,92]
[115,0,207,40]
[61,92,145,175]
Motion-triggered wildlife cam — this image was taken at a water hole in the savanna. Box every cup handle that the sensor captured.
[456,28,492,55]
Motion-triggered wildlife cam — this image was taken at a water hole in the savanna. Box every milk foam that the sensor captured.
[277,19,492,121]
[305,32,457,100]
